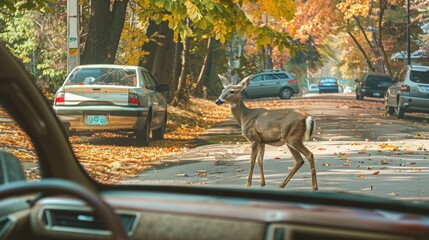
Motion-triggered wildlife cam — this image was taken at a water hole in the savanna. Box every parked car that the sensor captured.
[343,86,353,94]
[355,72,392,100]
[385,65,429,118]
[307,83,319,93]
[318,77,339,93]
[53,64,169,146]
[241,70,299,99]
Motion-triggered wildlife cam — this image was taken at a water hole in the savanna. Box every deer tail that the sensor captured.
[304,116,315,141]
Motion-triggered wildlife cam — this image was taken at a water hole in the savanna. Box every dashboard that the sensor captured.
[2,190,428,240]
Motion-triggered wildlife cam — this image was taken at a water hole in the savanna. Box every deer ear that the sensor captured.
[218,74,231,88]
[238,75,252,88]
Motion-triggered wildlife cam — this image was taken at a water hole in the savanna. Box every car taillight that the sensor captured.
[288,80,297,84]
[400,84,410,92]
[128,93,140,106]
[54,92,65,105]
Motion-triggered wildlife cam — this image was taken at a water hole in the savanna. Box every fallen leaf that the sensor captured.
[176,173,189,177]
[236,168,244,172]
[343,163,351,167]
[357,174,365,178]
[322,163,331,167]
[388,192,397,196]
[197,173,208,177]
[372,171,380,175]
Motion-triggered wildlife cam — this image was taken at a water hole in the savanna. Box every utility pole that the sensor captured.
[67,0,80,74]
[407,0,411,65]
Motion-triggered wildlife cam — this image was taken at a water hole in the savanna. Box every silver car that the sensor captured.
[241,70,299,99]
[385,65,429,118]
[53,64,169,146]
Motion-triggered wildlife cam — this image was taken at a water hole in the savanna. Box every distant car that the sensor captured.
[355,72,392,100]
[343,86,353,94]
[308,84,319,93]
[385,65,429,118]
[318,78,339,93]
[53,64,169,146]
[241,70,299,99]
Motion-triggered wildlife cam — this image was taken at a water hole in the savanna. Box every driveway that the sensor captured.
[122,94,429,202]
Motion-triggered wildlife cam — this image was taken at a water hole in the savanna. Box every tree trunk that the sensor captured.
[171,36,190,107]
[139,19,158,70]
[347,31,375,72]
[378,0,392,76]
[192,37,212,97]
[81,0,128,64]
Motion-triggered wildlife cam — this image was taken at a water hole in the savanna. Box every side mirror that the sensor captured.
[155,84,169,92]
[0,150,26,185]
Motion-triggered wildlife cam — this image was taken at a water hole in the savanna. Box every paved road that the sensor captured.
[122,94,429,202]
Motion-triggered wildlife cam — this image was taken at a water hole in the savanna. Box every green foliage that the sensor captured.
[0,3,67,93]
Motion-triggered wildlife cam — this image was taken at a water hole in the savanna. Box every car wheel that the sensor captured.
[279,88,293,99]
[136,118,150,146]
[152,113,166,140]
[385,99,395,116]
[396,105,405,119]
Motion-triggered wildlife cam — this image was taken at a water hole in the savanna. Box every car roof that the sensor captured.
[409,65,429,71]
[74,64,144,70]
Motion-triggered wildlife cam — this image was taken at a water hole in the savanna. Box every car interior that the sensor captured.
[1,42,429,240]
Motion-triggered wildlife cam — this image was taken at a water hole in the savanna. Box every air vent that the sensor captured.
[42,208,138,235]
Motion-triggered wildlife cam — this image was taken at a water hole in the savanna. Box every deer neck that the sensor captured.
[230,98,248,126]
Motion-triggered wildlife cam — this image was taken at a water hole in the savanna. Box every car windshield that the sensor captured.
[65,67,137,86]
[366,76,392,88]
[320,78,337,83]
[1,0,429,204]
[410,70,429,84]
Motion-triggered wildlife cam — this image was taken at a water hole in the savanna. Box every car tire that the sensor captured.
[136,118,150,146]
[152,114,166,140]
[279,88,293,99]
[396,105,405,119]
[385,99,395,116]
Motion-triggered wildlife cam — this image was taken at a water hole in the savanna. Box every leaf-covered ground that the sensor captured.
[0,99,230,183]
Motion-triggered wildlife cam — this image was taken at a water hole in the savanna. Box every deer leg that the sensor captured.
[290,142,318,191]
[247,141,259,187]
[257,143,266,187]
[279,145,304,188]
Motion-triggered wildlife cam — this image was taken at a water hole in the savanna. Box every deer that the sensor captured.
[215,74,318,190]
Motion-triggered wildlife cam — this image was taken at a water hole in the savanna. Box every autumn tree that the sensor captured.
[80,0,129,64]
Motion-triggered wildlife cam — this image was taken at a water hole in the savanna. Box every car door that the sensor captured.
[408,69,429,99]
[245,75,264,98]
[263,73,283,96]
[141,70,166,129]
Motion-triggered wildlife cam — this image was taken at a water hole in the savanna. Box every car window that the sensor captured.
[0,103,39,182]
[273,73,289,79]
[410,70,429,84]
[141,70,155,90]
[264,74,279,80]
[320,78,337,83]
[65,67,137,86]
[4,0,429,209]
[365,76,392,88]
[251,75,264,82]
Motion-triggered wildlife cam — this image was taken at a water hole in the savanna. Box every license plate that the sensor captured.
[86,115,107,126]
[373,92,380,97]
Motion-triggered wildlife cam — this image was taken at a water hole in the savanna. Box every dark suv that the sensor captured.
[242,70,299,99]
[355,72,392,100]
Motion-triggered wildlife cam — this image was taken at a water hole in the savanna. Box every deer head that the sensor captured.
[215,74,252,105]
